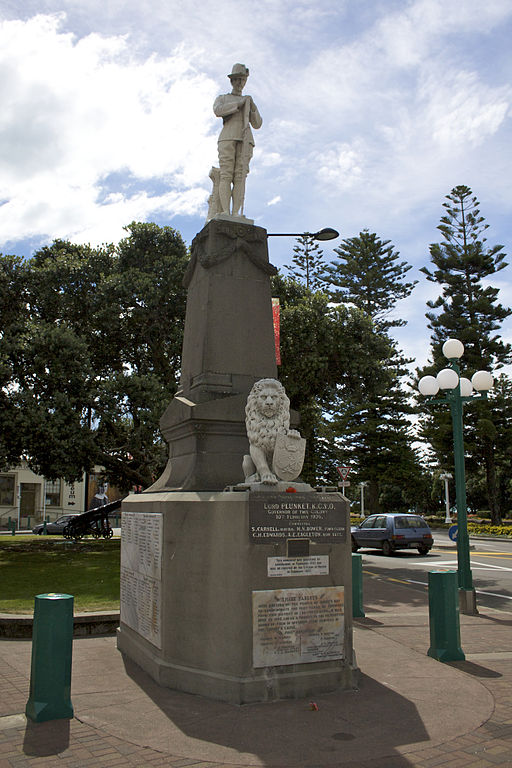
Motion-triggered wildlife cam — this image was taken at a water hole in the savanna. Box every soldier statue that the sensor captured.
[213,63,262,217]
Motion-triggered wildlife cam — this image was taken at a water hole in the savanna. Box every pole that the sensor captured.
[449,364,477,614]
[360,483,365,517]
[26,593,74,722]
[441,474,452,524]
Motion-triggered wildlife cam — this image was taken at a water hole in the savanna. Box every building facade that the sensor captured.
[0,464,122,530]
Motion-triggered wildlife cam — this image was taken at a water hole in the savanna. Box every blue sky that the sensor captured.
[0,0,511,374]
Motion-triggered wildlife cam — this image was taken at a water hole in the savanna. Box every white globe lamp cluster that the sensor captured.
[418,339,494,398]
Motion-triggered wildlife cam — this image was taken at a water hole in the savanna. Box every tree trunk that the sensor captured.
[368,479,380,515]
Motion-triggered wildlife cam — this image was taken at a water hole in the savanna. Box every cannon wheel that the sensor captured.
[103,527,114,539]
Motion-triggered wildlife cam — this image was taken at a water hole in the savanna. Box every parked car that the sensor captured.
[351,513,433,556]
[32,514,80,535]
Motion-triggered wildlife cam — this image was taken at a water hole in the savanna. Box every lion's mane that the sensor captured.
[245,379,290,456]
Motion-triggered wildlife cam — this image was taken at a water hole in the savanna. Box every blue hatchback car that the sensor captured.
[351,513,433,556]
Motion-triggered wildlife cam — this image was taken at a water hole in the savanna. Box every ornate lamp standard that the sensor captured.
[418,338,494,615]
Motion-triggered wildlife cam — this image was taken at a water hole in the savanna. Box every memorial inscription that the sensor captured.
[249,492,346,542]
[120,512,163,649]
[252,586,344,667]
[267,555,329,578]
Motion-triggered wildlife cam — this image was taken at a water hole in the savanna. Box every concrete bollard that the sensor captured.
[25,593,74,722]
[427,570,465,663]
[352,553,365,618]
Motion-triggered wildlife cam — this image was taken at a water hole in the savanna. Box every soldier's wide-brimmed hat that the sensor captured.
[228,63,249,79]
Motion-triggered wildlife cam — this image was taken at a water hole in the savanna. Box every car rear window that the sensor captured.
[395,516,429,529]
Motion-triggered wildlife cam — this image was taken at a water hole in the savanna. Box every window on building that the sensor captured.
[45,479,61,507]
[0,475,15,506]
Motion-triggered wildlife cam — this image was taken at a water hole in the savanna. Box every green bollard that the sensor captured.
[352,553,365,618]
[43,519,47,535]
[427,570,465,663]
[25,593,74,722]
[11,520,16,536]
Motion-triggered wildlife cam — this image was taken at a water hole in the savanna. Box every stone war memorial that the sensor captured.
[117,64,357,704]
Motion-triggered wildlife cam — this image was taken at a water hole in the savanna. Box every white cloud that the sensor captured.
[0,14,217,246]
[267,196,281,206]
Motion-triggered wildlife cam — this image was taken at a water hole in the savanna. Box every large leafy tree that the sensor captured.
[3,222,189,492]
[323,230,418,331]
[0,253,30,469]
[419,185,512,523]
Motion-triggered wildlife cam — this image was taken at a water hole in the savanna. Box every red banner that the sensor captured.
[272,298,281,366]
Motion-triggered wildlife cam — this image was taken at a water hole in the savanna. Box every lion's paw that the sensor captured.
[261,471,278,485]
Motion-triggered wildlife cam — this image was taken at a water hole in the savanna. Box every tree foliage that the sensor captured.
[285,235,327,291]
[0,222,188,491]
[323,230,418,330]
[418,185,511,523]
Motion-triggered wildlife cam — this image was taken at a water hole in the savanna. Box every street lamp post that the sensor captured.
[267,228,339,241]
[418,338,493,615]
[439,472,453,524]
[359,481,369,517]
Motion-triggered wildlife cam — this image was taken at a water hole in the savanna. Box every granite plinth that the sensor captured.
[117,490,356,705]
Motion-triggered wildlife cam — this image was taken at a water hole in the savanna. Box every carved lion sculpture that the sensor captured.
[242,378,301,485]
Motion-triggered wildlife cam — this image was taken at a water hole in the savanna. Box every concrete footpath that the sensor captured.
[1,573,512,767]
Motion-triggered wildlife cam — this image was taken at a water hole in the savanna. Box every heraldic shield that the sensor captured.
[272,433,306,481]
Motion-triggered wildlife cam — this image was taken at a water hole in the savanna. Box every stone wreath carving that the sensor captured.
[183,221,277,288]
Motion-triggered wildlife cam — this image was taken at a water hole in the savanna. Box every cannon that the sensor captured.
[63,498,123,541]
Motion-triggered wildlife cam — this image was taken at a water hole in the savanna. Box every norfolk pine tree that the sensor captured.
[419,185,511,523]
[322,231,422,514]
[285,234,327,291]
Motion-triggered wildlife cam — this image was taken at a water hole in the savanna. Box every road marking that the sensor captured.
[471,552,512,557]
[414,558,512,573]
[365,572,512,603]
[401,579,512,601]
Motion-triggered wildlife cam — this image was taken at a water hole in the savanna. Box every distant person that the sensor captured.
[213,63,262,217]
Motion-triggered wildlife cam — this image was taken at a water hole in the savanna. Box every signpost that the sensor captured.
[336,466,351,495]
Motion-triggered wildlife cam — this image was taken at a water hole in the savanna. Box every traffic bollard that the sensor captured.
[25,593,74,722]
[10,520,16,536]
[352,553,365,618]
[427,570,465,662]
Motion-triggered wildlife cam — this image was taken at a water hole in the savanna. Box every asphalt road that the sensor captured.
[357,529,512,613]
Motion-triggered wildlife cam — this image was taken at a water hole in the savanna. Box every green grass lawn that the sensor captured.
[0,536,120,614]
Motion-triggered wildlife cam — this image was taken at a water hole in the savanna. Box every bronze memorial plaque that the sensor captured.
[252,586,344,667]
[249,492,346,543]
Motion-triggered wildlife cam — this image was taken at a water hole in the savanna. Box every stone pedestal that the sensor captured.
[149,218,280,492]
[117,491,357,704]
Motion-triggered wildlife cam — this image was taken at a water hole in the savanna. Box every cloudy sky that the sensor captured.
[1,0,511,373]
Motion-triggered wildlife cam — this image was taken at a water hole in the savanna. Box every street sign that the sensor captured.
[336,466,351,480]
[337,481,350,488]
[448,524,458,542]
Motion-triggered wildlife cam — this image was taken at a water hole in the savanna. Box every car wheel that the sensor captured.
[38,529,44,535]
[418,544,430,555]
[351,537,359,553]
[382,540,394,556]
